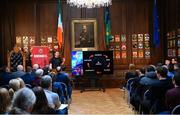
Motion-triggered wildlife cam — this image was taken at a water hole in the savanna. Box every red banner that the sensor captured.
[31,46,50,68]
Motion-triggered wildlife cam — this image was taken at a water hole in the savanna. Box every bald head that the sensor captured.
[17,65,23,71]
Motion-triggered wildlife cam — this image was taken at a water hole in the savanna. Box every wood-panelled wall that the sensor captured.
[1,0,179,69]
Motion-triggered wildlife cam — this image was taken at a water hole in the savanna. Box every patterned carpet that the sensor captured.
[69,88,133,114]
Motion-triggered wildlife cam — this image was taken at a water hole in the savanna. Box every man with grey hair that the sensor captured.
[9,87,36,114]
[40,75,61,109]
[11,65,26,78]
[32,69,44,87]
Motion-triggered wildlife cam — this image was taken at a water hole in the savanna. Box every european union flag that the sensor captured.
[104,7,112,46]
[153,0,160,47]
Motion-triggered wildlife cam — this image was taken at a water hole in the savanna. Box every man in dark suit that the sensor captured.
[54,66,72,99]
[0,66,12,85]
[11,65,26,78]
[166,69,180,111]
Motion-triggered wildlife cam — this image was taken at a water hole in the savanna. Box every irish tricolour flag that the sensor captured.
[57,0,63,49]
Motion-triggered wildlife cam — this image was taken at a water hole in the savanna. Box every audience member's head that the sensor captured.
[140,67,146,75]
[0,88,11,114]
[165,59,171,66]
[136,67,145,77]
[129,64,135,71]
[172,58,178,64]
[40,75,52,90]
[156,66,168,79]
[26,66,32,73]
[0,65,10,72]
[56,66,61,73]
[43,65,50,75]
[168,63,174,72]
[174,63,180,70]
[61,66,66,71]
[35,69,44,78]
[33,64,39,70]
[32,86,53,114]
[146,65,156,72]
[173,70,180,87]
[17,65,24,71]
[9,88,36,114]
[9,79,21,98]
[16,78,25,88]
[9,79,20,92]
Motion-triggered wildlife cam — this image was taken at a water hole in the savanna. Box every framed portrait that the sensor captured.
[71,19,97,51]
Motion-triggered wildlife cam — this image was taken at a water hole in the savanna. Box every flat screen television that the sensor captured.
[83,51,113,75]
[71,51,83,76]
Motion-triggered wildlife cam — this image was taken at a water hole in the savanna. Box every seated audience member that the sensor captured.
[165,59,171,66]
[172,58,178,64]
[16,78,25,88]
[21,66,34,85]
[11,65,26,78]
[9,88,36,114]
[140,65,159,86]
[144,66,173,113]
[31,64,39,76]
[0,88,11,114]
[54,66,72,99]
[167,63,174,79]
[125,64,137,81]
[130,67,146,93]
[154,66,173,87]
[166,70,180,112]
[136,67,146,80]
[9,79,21,98]
[32,69,44,87]
[40,75,61,109]
[54,66,71,86]
[124,64,137,88]
[32,86,56,114]
[174,63,180,70]
[0,66,11,86]
[43,65,50,75]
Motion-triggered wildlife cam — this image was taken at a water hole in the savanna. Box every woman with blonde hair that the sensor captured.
[9,79,21,98]
[16,78,25,88]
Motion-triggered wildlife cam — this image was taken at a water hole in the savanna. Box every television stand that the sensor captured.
[80,75,105,93]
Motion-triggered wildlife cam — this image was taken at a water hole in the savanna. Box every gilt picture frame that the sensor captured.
[71,19,97,51]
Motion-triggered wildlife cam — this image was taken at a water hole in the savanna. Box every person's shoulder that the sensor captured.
[167,87,180,94]
[51,91,59,98]
[62,72,69,76]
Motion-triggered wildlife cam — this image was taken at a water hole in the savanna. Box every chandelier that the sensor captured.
[67,0,112,8]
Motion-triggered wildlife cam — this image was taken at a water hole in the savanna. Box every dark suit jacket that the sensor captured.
[166,87,180,111]
[11,70,26,78]
[0,71,12,85]
[21,72,34,84]
[55,72,71,86]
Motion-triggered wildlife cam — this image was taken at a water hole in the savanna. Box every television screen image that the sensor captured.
[71,51,83,76]
[83,51,113,75]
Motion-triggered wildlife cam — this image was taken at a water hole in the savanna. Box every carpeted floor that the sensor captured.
[69,88,133,114]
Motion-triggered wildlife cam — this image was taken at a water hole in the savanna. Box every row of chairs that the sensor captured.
[52,82,71,104]
[123,78,176,114]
